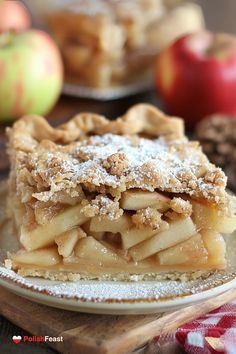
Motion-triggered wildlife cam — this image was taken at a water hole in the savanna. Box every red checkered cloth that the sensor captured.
[155,301,236,354]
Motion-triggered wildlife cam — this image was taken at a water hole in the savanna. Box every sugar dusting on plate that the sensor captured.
[0,265,236,302]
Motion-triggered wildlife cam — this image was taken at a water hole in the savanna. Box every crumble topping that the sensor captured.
[132,207,169,230]
[102,152,128,176]
[7,104,228,208]
[81,195,123,220]
[15,133,226,205]
[34,134,226,199]
[169,197,192,217]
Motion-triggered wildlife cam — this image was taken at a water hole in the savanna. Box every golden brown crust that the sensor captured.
[96,104,184,139]
[7,104,184,149]
[7,104,229,211]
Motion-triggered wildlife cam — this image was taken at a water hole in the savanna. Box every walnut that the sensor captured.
[102,153,128,176]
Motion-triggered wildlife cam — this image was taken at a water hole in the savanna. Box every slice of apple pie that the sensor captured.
[5,104,236,281]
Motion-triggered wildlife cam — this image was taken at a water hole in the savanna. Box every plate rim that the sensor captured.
[1,265,236,302]
[62,79,154,100]
[1,274,236,314]
[1,267,236,314]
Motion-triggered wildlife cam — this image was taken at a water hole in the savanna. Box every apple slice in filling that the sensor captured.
[157,233,208,266]
[74,236,126,266]
[202,231,226,267]
[20,204,89,251]
[55,227,86,258]
[121,227,159,249]
[11,247,61,267]
[90,214,132,233]
[120,189,170,211]
[192,201,236,234]
[129,217,196,261]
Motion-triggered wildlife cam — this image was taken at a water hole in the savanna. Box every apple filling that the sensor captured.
[9,188,236,276]
[5,104,236,280]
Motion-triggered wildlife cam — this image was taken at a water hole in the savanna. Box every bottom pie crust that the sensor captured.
[12,266,214,282]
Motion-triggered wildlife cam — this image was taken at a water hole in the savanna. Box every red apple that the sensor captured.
[0,30,63,120]
[0,0,31,33]
[156,31,236,127]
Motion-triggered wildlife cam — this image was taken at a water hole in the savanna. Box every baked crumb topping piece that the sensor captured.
[5,103,236,281]
[169,197,192,217]
[81,195,123,220]
[102,153,128,176]
[131,207,168,230]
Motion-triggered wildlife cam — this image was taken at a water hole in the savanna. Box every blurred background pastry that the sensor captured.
[24,0,204,89]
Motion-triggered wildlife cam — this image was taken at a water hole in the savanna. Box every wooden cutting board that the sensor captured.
[0,287,236,354]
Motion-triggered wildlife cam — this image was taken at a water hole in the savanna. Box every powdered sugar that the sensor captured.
[17,132,227,205]
[78,134,171,167]
[38,133,225,200]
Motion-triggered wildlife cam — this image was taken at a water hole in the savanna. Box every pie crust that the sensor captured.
[5,104,236,281]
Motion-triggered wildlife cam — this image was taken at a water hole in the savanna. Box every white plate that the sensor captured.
[0,183,236,315]
[63,79,154,100]
[1,266,236,315]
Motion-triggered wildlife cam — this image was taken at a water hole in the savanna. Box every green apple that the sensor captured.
[0,29,63,121]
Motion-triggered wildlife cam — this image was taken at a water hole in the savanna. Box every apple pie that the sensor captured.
[44,0,204,88]
[5,104,236,281]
